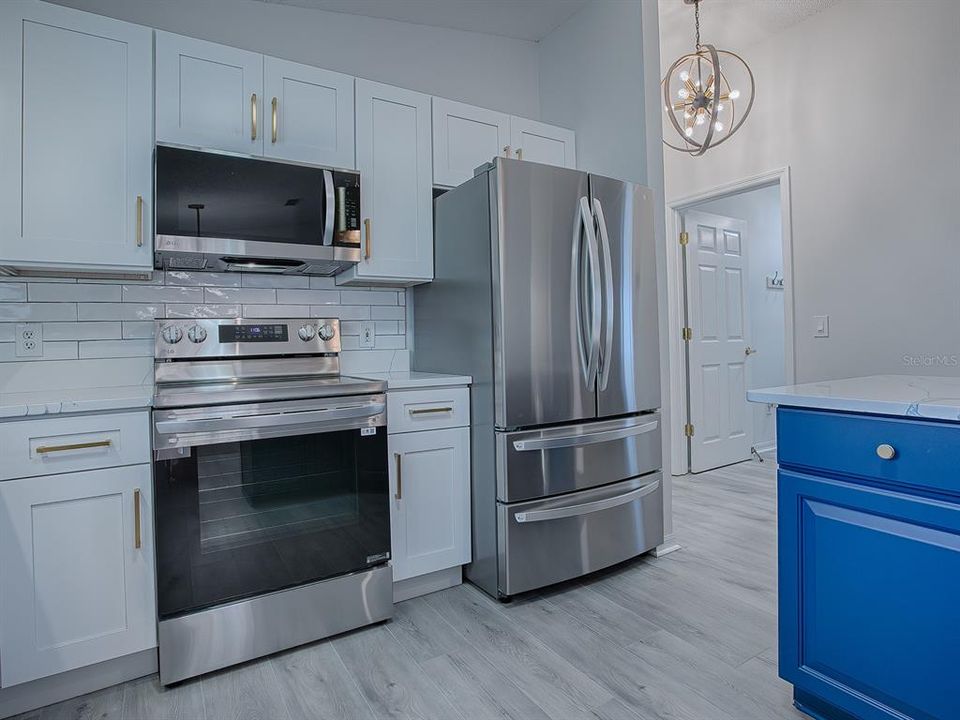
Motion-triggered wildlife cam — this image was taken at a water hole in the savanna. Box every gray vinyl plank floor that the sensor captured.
[16,459,805,720]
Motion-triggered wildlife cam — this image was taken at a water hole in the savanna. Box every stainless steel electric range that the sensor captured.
[151,317,391,685]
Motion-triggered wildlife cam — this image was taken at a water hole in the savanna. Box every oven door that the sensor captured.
[152,394,388,620]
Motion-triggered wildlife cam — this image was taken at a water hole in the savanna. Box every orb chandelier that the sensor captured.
[662,0,755,156]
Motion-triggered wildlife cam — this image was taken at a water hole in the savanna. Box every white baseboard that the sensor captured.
[0,649,156,719]
[393,566,462,603]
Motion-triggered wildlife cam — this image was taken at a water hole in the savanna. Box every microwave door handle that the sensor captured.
[155,401,385,435]
[322,169,335,246]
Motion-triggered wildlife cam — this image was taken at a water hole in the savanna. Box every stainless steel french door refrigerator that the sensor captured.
[414,158,663,600]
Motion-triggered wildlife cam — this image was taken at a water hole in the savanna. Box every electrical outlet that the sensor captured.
[359,321,375,348]
[16,323,43,357]
[813,315,830,338]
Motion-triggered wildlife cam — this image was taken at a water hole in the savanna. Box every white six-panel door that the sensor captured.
[684,209,753,472]
[0,1,153,273]
[263,57,355,168]
[155,31,263,155]
[509,116,576,168]
[432,98,511,187]
[389,427,470,581]
[0,465,156,687]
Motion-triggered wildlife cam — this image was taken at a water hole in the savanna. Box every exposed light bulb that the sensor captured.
[714,121,724,132]
[678,88,690,100]
[683,110,693,119]
[694,78,701,88]
[684,127,694,137]
[679,70,690,82]
[729,89,741,100]
[716,103,725,112]
[695,113,706,126]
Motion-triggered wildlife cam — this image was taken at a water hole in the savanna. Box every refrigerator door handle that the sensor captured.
[514,479,661,523]
[593,197,615,391]
[577,195,601,387]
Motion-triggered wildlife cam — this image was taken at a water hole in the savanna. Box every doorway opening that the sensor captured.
[666,170,795,475]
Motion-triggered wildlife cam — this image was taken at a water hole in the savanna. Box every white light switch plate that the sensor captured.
[359,321,375,348]
[814,315,830,338]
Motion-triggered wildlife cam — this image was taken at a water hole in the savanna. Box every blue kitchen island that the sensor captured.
[748,375,960,720]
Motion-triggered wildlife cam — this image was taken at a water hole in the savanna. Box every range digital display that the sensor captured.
[218,324,289,343]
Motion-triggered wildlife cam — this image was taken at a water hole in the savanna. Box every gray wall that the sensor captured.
[48,0,542,119]
[664,0,960,382]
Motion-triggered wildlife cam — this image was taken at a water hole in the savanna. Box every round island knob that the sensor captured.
[876,443,896,460]
[298,324,316,341]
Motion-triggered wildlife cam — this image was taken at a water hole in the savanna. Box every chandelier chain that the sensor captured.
[694,0,701,49]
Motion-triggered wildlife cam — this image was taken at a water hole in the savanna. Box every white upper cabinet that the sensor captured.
[510,116,577,169]
[156,32,264,155]
[432,98,511,187]
[338,79,433,286]
[263,57,355,169]
[0,0,153,274]
[0,464,156,687]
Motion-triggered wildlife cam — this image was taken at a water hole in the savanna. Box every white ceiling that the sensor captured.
[658,0,842,69]
[253,0,593,41]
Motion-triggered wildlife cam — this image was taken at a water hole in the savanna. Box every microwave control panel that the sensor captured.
[333,170,361,246]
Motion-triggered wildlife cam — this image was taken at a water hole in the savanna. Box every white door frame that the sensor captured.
[665,167,796,475]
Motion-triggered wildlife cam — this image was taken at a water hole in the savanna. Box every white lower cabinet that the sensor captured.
[0,463,156,687]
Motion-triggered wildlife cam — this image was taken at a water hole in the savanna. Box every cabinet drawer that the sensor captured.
[777,408,960,497]
[388,387,469,434]
[0,411,151,480]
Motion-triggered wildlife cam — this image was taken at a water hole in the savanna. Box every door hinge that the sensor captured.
[684,423,695,438]
[679,231,689,246]
[681,326,692,341]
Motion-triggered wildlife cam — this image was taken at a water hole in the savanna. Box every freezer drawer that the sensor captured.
[497,473,663,597]
[496,414,661,502]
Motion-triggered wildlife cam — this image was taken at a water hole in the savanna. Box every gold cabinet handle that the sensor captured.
[394,453,402,500]
[251,93,258,140]
[136,195,144,247]
[409,407,454,415]
[516,147,523,160]
[271,97,278,143]
[36,439,112,454]
[503,145,512,157]
[364,218,372,260]
[134,488,142,549]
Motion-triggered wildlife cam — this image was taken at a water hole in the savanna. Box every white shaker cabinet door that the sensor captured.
[510,116,577,169]
[338,80,433,285]
[0,0,153,273]
[155,31,263,155]
[432,98,510,187]
[0,465,156,687]
[389,427,471,582]
[263,57,355,169]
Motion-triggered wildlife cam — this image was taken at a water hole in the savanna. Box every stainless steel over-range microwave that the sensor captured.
[154,145,362,276]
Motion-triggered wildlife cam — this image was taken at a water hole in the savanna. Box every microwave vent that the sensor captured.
[166,255,208,270]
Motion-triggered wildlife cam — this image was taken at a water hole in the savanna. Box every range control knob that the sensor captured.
[318,323,336,341]
[187,325,207,344]
[161,325,183,344]
[298,324,316,341]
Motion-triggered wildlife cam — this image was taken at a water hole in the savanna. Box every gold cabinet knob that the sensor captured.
[876,443,896,460]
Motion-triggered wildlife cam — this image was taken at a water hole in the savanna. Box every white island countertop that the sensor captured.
[351,371,472,390]
[747,375,960,421]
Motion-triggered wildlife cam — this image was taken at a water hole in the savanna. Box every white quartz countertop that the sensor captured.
[352,371,472,390]
[0,384,154,419]
[747,375,960,421]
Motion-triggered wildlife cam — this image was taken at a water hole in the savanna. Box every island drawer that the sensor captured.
[777,407,960,497]
[387,387,469,434]
[0,411,151,481]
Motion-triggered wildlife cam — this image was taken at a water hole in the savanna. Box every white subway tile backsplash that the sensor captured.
[3,272,410,365]
[165,304,241,319]
[43,322,121,341]
[370,306,405,321]
[204,287,276,304]
[28,283,120,302]
[0,303,77,322]
[79,339,154,359]
[165,271,241,287]
[122,285,204,303]
[339,290,398,306]
[0,283,27,302]
[242,304,311,318]
[276,289,340,305]
[79,303,161,321]
[122,321,155,339]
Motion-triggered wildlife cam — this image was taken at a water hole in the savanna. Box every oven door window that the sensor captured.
[154,428,388,620]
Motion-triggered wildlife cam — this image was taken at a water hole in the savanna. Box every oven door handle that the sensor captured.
[155,401,385,435]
